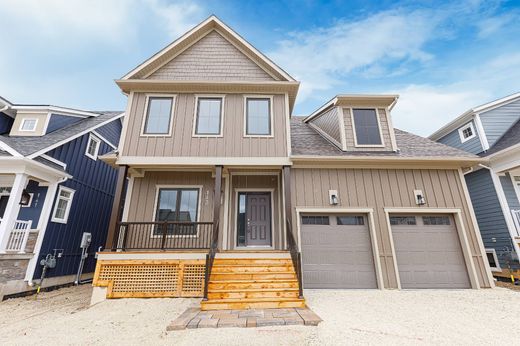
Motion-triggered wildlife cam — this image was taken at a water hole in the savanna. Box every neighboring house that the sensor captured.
[430,93,520,274]
[92,16,493,310]
[0,95,123,299]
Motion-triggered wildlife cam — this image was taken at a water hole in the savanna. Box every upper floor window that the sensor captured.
[352,109,383,146]
[142,96,174,135]
[245,97,271,136]
[85,134,100,160]
[20,118,38,131]
[458,122,476,143]
[194,97,223,136]
[51,186,75,224]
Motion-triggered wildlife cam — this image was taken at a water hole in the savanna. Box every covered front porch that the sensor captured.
[94,164,303,308]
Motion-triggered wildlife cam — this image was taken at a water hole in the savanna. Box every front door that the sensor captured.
[237,192,272,247]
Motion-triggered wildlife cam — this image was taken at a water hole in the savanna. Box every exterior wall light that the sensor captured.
[329,190,339,205]
[19,190,31,206]
[414,189,426,205]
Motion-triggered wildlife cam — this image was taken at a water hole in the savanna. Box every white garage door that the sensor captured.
[301,214,377,289]
[390,214,471,289]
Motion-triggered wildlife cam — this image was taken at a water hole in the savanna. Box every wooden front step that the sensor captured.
[202,256,305,310]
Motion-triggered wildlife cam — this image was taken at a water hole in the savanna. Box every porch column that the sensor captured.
[212,165,223,249]
[0,173,29,252]
[282,166,294,249]
[105,165,128,250]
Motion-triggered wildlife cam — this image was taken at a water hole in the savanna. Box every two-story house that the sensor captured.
[430,92,520,275]
[0,95,123,299]
[92,16,493,310]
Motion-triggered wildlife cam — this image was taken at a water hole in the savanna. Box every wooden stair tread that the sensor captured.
[202,297,304,303]
[209,287,299,293]
[209,278,297,283]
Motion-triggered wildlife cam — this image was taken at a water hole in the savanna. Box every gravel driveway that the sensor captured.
[1,284,518,345]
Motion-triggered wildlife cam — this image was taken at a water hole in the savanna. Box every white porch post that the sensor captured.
[24,181,59,282]
[0,173,28,252]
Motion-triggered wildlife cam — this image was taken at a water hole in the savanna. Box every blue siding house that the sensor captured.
[0,96,123,298]
[430,92,520,273]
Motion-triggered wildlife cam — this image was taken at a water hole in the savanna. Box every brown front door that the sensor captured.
[242,192,272,246]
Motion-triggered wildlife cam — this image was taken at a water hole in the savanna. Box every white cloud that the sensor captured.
[146,0,203,38]
[269,9,440,100]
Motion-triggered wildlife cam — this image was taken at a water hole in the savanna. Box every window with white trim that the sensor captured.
[85,134,100,160]
[195,97,222,135]
[245,98,271,136]
[143,97,174,135]
[352,109,383,146]
[51,186,75,223]
[458,122,476,143]
[485,249,501,272]
[20,118,38,131]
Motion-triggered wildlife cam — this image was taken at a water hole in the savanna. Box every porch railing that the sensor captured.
[111,221,214,251]
[285,218,304,298]
[5,220,32,253]
[511,209,520,237]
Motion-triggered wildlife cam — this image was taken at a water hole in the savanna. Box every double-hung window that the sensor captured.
[51,186,75,223]
[143,96,174,135]
[194,97,223,135]
[352,109,383,146]
[245,98,271,136]
[85,134,100,160]
[154,188,199,235]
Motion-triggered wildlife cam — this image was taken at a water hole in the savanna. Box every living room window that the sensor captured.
[194,97,223,136]
[142,96,174,135]
[153,187,199,235]
[245,97,272,136]
[352,108,383,146]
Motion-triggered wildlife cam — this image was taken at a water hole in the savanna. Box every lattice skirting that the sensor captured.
[93,259,206,298]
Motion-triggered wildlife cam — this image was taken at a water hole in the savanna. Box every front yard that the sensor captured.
[1,283,519,345]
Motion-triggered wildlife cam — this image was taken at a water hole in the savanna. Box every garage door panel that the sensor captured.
[301,215,377,289]
[391,214,471,289]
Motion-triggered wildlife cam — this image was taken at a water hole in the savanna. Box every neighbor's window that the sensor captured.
[485,249,500,271]
[20,118,38,131]
[143,97,174,135]
[85,134,100,160]
[458,122,476,143]
[195,97,222,135]
[352,109,382,146]
[337,215,365,225]
[51,186,75,223]
[246,98,271,136]
[301,215,330,225]
[154,188,199,235]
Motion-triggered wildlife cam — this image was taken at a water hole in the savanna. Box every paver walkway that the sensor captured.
[167,307,322,330]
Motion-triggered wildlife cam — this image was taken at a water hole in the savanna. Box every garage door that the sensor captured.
[390,214,471,289]
[301,214,377,288]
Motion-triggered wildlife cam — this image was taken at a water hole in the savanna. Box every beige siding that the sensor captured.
[227,174,283,250]
[147,31,274,81]
[343,108,393,151]
[122,93,288,157]
[309,106,342,147]
[9,112,49,136]
[290,168,492,289]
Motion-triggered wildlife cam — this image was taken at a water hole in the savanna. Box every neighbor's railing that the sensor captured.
[5,220,32,253]
[511,209,520,237]
[112,221,214,251]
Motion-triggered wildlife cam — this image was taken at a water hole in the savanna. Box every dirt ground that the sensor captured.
[1,283,519,345]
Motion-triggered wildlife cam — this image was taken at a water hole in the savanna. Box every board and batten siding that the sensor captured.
[290,168,491,289]
[342,108,393,151]
[437,120,483,155]
[465,169,512,267]
[480,98,520,147]
[147,31,274,81]
[309,107,342,148]
[122,93,288,158]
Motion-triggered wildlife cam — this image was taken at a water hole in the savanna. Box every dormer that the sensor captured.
[304,95,399,152]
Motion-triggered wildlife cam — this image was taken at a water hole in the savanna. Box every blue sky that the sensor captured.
[1,0,519,136]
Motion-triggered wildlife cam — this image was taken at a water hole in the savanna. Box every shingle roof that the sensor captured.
[0,111,123,157]
[481,119,520,157]
[291,117,478,158]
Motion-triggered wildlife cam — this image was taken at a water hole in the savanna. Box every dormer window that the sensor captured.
[352,109,383,146]
[458,122,476,143]
[85,134,100,160]
[20,118,37,132]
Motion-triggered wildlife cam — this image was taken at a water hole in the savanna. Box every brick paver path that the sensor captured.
[167,307,322,330]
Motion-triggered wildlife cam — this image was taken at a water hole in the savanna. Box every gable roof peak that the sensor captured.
[120,15,296,82]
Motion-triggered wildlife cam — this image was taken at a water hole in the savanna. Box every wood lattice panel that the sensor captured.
[93,259,205,298]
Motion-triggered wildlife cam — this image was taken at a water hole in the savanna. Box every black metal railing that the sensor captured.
[111,221,214,251]
[203,219,219,300]
[286,218,304,298]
